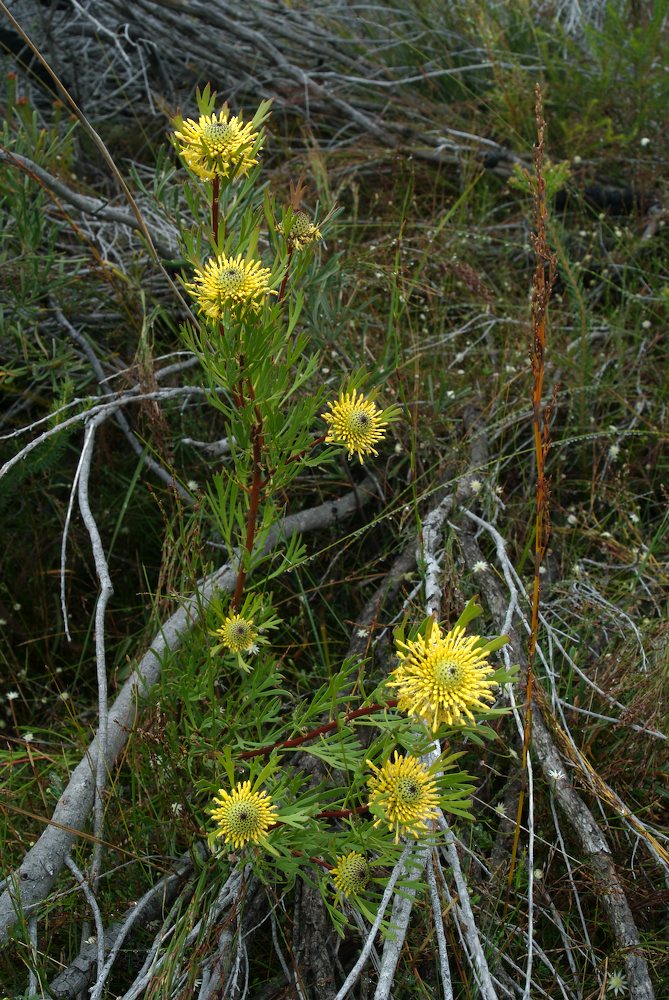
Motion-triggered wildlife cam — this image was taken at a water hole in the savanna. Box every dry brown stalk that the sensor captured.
[507,85,558,898]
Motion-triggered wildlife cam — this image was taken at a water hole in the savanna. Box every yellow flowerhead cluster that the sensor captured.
[367,751,439,843]
[277,211,321,251]
[322,389,388,464]
[174,109,261,181]
[210,781,278,850]
[186,253,274,320]
[215,614,259,654]
[331,851,370,897]
[389,623,497,732]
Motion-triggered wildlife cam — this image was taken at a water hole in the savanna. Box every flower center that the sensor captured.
[348,409,372,434]
[217,267,245,293]
[203,121,233,145]
[292,212,310,234]
[229,801,259,833]
[397,777,422,804]
[434,657,465,690]
[347,858,369,890]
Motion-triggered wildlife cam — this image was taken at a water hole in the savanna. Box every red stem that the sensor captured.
[315,805,369,821]
[278,248,293,302]
[239,699,398,759]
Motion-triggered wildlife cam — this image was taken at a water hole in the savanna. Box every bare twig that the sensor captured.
[64,854,106,985]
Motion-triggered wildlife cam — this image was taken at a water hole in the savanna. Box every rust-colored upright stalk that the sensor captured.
[507,86,557,894]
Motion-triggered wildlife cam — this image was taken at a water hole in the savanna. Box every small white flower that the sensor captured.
[549,769,565,782]
[59,691,70,701]
[641,320,651,330]
[394,442,403,454]
[494,802,507,818]
[567,514,578,526]
[23,732,34,743]
[601,531,612,539]
[6,691,19,701]
[187,480,199,491]
[639,136,650,147]
[170,803,184,817]
[608,444,620,460]
[247,643,260,656]
[607,968,627,996]
[473,561,488,574]
[86,935,97,945]
[539,565,546,575]
[572,154,582,164]
[533,868,544,881]
[629,513,639,524]
[356,628,369,638]
[13,602,21,611]
[470,479,482,494]
[0,619,7,626]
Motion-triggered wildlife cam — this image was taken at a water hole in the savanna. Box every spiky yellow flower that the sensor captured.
[186,253,274,320]
[277,211,321,251]
[210,781,278,849]
[215,614,259,654]
[331,851,370,897]
[389,623,497,732]
[367,751,439,843]
[174,109,261,181]
[322,389,388,464]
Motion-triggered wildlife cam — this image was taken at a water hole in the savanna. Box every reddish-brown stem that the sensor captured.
[211,176,220,246]
[315,805,369,821]
[291,850,334,872]
[278,248,293,302]
[239,699,398,759]
[507,85,557,899]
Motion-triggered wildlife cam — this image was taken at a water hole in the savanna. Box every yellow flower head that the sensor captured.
[322,389,388,464]
[210,780,278,850]
[278,211,321,251]
[215,614,258,654]
[186,253,274,320]
[367,751,439,843]
[174,109,261,181]
[331,851,370,897]
[389,623,497,732]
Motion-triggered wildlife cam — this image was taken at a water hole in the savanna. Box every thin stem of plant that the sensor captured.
[507,87,556,908]
[278,247,293,301]
[238,698,399,759]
